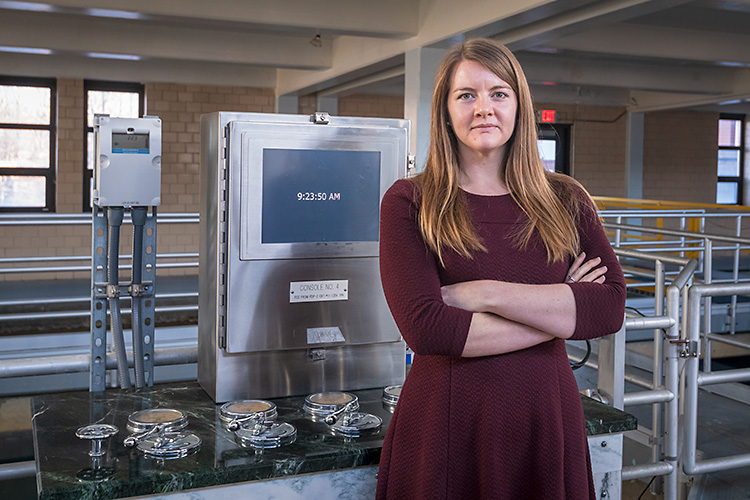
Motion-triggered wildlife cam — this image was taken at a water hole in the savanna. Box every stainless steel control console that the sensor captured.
[199,112,408,402]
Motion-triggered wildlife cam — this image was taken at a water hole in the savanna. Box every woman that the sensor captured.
[377,39,626,499]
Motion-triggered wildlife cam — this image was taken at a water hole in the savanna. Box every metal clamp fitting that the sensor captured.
[324,400,358,425]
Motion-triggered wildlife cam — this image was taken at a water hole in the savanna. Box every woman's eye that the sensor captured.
[493,91,507,99]
[458,93,473,100]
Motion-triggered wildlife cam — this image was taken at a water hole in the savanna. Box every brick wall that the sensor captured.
[0,86,724,283]
[338,94,404,118]
[0,81,275,282]
[298,93,404,119]
[536,103,628,198]
[643,110,719,203]
[56,78,84,213]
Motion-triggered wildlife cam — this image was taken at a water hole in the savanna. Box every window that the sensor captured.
[83,80,144,210]
[716,113,745,205]
[0,76,56,212]
[537,124,571,175]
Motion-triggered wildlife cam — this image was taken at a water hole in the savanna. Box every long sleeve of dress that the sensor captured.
[567,193,627,340]
[379,180,473,357]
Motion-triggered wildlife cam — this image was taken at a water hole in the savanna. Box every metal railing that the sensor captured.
[3,205,750,498]
[602,210,750,341]
[594,249,696,500]
[0,212,200,325]
[685,283,750,475]
[591,208,750,499]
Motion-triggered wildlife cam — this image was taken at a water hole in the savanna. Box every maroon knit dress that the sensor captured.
[376,179,626,500]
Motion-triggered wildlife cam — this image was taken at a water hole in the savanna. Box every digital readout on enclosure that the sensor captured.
[289,280,349,303]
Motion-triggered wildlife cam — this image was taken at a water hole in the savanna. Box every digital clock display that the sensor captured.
[261,148,381,244]
[112,132,149,154]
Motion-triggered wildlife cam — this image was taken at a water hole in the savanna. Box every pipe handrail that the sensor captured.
[0,345,197,379]
[684,282,750,476]
[0,304,198,322]
[605,222,750,246]
[0,212,199,225]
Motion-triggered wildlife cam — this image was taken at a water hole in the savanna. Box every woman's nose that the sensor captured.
[474,95,493,116]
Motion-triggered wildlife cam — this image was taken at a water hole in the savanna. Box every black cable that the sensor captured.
[569,340,591,370]
[626,306,647,317]
[637,476,656,500]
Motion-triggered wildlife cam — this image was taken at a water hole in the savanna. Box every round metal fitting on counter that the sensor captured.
[76,423,119,457]
[126,408,188,434]
[382,385,402,410]
[219,399,277,430]
[76,464,117,482]
[329,412,382,438]
[235,422,297,449]
[303,392,359,421]
[137,432,202,459]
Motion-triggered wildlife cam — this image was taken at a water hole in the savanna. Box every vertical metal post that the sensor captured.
[651,260,665,490]
[140,207,157,386]
[730,216,740,335]
[704,238,712,373]
[597,315,626,409]
[683,287,703,475]
[679,216,686,259]
[90,206,108,392]
[663,284,681,500]
[615,216,622,248]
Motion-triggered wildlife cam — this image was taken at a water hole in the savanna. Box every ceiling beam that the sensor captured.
[517,52,736,95]
[0,10,331,69]
[275,0,562,96]
[547,23,750,66]
[0,0,418,38]
[0,52,277,87]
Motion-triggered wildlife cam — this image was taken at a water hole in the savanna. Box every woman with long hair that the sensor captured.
[377,38,626,499]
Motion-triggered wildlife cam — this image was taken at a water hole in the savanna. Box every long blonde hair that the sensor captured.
[416,38,585,265]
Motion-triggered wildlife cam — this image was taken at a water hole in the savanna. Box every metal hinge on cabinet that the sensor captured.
[407,155,416,176]
[310,112,331,125]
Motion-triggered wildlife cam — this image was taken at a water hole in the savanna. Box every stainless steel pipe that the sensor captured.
[0,346,197,379]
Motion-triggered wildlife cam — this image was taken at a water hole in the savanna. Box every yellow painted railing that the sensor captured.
[592,196,750,212]
[593,197,750,293]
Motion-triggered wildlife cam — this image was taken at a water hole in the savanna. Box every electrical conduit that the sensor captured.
[130,206,147,388]
[107,207,131,389]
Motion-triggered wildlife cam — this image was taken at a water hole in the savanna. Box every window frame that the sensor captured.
[717,113,745,205]
[0,75,57,213]
[82,80,145,211]
[537,123,571,176]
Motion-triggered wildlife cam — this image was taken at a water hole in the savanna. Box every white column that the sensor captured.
[275,95,299,114]
[404,47,445,172]
[316,96,339,116]
[625,111,644,200]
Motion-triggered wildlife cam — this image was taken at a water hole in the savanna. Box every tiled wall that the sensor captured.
[0,82,722,284]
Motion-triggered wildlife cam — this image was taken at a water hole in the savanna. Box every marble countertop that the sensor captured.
[32,382,636,500]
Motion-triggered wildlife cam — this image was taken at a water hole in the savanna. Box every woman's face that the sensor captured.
[446,59,517,163]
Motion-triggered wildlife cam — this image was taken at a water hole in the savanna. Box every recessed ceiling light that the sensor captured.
[84,8,143,20]
[0,45,52,55]
[86,52,142,61]
[0,1,54,12]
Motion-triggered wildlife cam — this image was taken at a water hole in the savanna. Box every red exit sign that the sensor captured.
[540,109,556,123]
